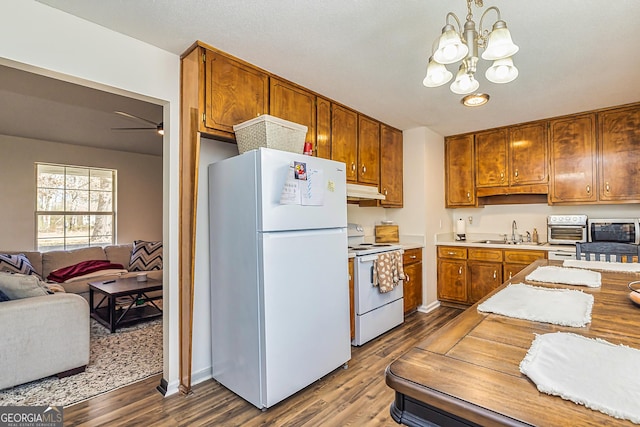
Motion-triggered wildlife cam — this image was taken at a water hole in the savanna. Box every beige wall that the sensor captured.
[0,134,162,250]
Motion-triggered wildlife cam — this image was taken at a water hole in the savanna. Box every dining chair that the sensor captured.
[575,242,640,263]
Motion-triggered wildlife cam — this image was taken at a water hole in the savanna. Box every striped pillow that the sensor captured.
[0,253,40,279]
[129,241,163,272]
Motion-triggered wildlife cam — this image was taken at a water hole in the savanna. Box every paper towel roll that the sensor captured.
[456,218,466,240]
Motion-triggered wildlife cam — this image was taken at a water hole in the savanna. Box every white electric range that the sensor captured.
[348,224,404,346]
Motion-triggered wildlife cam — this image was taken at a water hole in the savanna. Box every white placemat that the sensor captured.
[477,283,593,327]
[563,259,640,273]
[520,332,640,424]
[525,265,601,287]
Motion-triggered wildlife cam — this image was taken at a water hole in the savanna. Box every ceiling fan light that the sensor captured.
[461,93,490,107]
[423,57,453,87]
[481,20,519,60]
[450,66,479,95]
[433,24,469,64]
[485,57,518,83]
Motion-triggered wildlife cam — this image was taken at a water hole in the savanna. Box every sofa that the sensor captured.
[0,242,162,390]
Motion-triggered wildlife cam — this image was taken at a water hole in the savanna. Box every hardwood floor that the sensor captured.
[63,307,462,426]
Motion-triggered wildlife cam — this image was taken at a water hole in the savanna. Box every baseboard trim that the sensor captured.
[161,366,212,398]
[417,300,441,314]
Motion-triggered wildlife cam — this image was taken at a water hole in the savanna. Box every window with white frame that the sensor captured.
[36,163,116,251]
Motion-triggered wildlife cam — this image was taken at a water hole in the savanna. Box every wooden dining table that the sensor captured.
[385,259,640,426]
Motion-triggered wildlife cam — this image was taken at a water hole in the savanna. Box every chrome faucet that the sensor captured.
[511,220,518,242]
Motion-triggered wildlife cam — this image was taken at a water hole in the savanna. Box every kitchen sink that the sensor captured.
[472,240,546,246]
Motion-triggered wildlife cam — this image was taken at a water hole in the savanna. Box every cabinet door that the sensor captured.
[403,262,422,314]
[357,115,380,185]
[509,122,548,186]
[203,50,269,136]
[504,263,528,281]
[437,259,467,303]
[476,129,508,188]
[445,134,476,207]
[316,97,331,159]
[331,104,358,182]
[549,114,597,203]
[598,105,640,202]
[270,78,316,151]
[380,125,403,207]
[468,262,503,303]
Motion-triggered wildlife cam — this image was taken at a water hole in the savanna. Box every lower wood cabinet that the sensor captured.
[437,245,547,306]
[402,248,423,314]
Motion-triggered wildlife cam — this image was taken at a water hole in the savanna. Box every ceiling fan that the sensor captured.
[112,111,163,135]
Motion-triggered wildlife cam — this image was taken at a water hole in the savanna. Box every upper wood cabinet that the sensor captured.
[445,134,476,207]
[475,121,548,197]
[202,49,269,139]
[549,113,597,204]
[269,78,316,151]
[357,115,380,185]
[316,97,331,159]
[597,104,640,203]
[331,104,359,182]
[379,125,403,207]
[475,128,508,188]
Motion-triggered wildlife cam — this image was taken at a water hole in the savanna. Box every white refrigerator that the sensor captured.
[208,147,351,409]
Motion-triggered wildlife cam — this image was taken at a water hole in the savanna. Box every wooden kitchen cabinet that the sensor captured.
[315,96,331,159]
[437,245,548,306]
[467,248,503,304]
[379,125,403,207]
[503,249,546,280]
[597,104,640,203]
[357,115,380,185]
[331,104,359,182]
[475,121,548,197]
[475,128,508,188]
[348,258,354,341]
[437,246,468,304]
[549,113,597,204]
[445,134,476,207]
[202,48,269,139]
[402,248,422,314]
[270,78,316,151]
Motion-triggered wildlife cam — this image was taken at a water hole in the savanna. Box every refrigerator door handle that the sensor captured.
[370,265,374,284]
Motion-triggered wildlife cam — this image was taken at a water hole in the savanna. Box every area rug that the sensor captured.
[520,332,640,424]
[0,317,162,407]
[477,283,593,327]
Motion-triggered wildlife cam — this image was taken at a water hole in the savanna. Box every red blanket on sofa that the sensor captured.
[47,260,125,283]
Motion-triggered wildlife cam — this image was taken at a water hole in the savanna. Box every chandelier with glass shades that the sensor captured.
[423,0,519,107]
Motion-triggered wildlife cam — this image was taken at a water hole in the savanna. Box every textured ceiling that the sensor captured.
[6,1,640,155]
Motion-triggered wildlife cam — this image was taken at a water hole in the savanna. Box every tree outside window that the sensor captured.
[36,163,115,251]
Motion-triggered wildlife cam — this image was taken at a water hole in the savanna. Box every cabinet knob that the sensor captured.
[514,169,519,179]
[466,192,471,200]
[493,270,497,280]
[509,271,513,279]
[410,255,417,259]
[351,163,356,171]
[605,182,610,193]
[384,188,388,196]
[458,266,463,275]
[361,164,367,174]
[405,274,410,282]
[500,171,505,182]
[586,184,591,194]
[447,251,456,256]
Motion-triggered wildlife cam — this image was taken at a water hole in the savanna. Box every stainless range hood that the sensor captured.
[346,183,385,201]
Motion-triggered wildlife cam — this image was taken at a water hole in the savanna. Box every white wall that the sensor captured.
[0,1,182,395]
[192,137,239,384]
[0,135,162,249]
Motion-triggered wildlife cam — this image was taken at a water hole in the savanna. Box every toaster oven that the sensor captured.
[547,215,588,245]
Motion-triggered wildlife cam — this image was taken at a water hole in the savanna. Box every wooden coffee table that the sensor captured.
[88,277,162,333]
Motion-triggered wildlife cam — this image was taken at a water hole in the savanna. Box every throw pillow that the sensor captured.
[129,240,163,271]
[0,253,40,278]
[0,271,50,300]
[0,288,10,302]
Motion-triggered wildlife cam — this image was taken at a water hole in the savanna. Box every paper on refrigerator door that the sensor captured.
[280,165,301,205]
[301,169,324,206]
